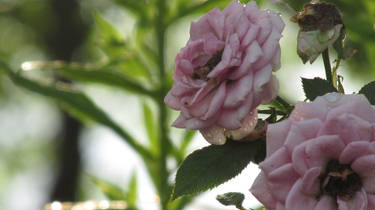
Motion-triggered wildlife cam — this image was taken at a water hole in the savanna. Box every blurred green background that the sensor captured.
[0,0,374,209]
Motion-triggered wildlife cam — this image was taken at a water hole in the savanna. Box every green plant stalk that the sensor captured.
[332,58,341,90]
[155,0,171,209]
[322,49,333,87]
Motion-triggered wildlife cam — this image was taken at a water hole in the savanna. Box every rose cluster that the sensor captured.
[164,0,284,144]
[251,93,375,210]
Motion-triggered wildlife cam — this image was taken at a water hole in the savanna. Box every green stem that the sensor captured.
[258,109,287,116]
[276,96,291,111]
[322,49,333,86]
[236,205,246,210]
[156,0,170,209]
[332,58,341,89]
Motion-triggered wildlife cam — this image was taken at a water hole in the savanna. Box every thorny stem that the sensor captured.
[322,49,333,87]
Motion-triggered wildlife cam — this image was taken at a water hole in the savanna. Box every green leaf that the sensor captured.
[0,62,152,160]
[115,0,148,21]
[143,102,159,155]
[89,175,127,200]
[302,77,338,101]
[172,139,265,199]
[125,172,138,208]
[359,81,375,105]
[216,192,245,207]
[94,12,123,45]
[56,65,155,97]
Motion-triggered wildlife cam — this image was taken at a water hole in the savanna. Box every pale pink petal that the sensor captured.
[339,141,375,164]
[285,179,317,210]
[259,75,278,104]
[301,167,321,195]
[164,91,182,110]
[351,154,375,175]
[254,28,283,69]
[313,196,336,210]
[250,172,278,210]
[229,41,262,80]
[241,23,260,47]
[225,110,258,140]
[268,11,285,33]
[253,64,272,93]
[266,120,291,156]
[172,114,188,128]
[207,8,225,40]
[203,82,226,120]
[267,163,300,202]
[203,33,225,55]
[337,188,367,210]
[216,108,242,129]
[304,135,345,169]
[367,194,375,209]
[321,113,372,144]
[223,73,253,108]
[260,147,291,175]
[176,59,194,75]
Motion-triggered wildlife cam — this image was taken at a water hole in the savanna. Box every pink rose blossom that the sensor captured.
[251,93,375,210]
[164,1,284,144]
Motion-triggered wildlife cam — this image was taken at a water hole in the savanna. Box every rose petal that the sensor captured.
[337,188,367,210]
[339,141,375,164]
[266,120,291,156]
[268,163,300,202]
[250,172,278,210]
[313,196,336,210]
[285,179,318,210]
[223,73,253,108]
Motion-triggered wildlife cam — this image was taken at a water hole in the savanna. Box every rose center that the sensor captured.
[319,159,362,200]
[192,51,223,80]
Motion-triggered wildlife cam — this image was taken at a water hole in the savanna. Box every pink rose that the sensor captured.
[251,93,375,210]
[164,1,284,144]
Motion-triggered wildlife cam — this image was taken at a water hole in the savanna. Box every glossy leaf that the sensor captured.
[302,77,338,101]
[359,81,375,105]
[172,139,265,199]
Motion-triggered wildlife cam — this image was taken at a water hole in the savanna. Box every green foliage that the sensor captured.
[51,64,155,97]
[125,172,138,208]
[142,102,159,155]
[89,173,138,208]
[89,175,128,200]
[359,81,375,105]
[172,139,265,200]
[0,61,152,160]
[302,77,338,101]
[216,192,245,207]
[94,12,124,47]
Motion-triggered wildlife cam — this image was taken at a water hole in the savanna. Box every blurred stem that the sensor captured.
[156,0,171,209]
[322,49,333,86]
[236,205,246,210]
[275,96,292,112]
[332,58,341,89]
[258,109,286,116]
